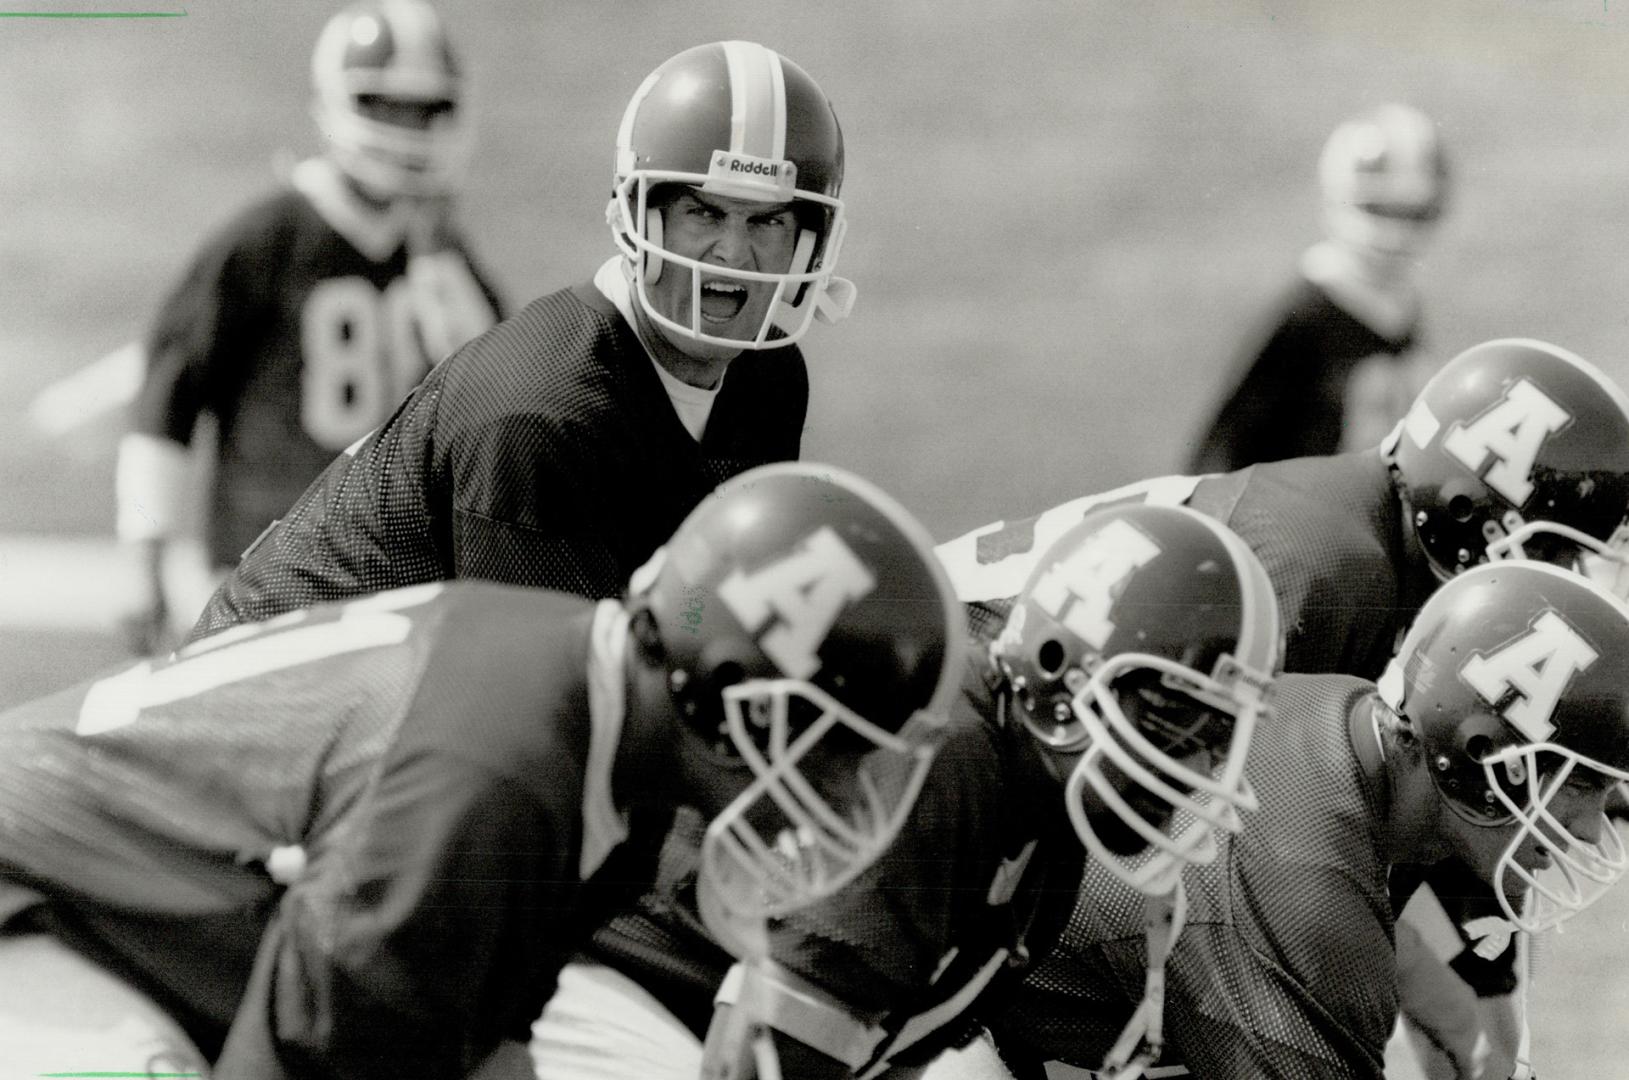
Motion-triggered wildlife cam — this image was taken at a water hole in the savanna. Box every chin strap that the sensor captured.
[1100,883,1188,1080]
[701,960,885,1079]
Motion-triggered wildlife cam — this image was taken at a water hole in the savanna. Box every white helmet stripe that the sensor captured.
[383,0,438,76]
[1186,507,1280,675]
[723,40,785,161]
[615,67,664,176]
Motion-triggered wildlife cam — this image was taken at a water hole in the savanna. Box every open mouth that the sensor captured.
[699,278,749,325]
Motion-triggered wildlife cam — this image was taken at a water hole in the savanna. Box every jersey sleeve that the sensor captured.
[185,365,450,640]
[213,764,578,1080]
[134,204,277,446]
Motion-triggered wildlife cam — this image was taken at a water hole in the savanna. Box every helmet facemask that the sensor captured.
[1471,744,1629,932]
[1324,192,1440,260]
[610,170,850,350]
[1488,517,1629,601]
[1059,651,1270,897]
[699,678,940,928]
[319,91,470,199]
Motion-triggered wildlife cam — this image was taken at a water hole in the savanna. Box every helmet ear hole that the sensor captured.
[1448,494,1477,523]
[1465,733,1494,765]
[1035,638,1068,679]
[711,659,746,695]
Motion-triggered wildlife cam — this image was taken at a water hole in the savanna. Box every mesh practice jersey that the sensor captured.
[937,451,1437,680]
[189,280,809,640]
[579,651,1082,1072]
[0,582,654,1072]
[1190,274,1417,475]
[992,674,1397,1079]
[135,174,503,566]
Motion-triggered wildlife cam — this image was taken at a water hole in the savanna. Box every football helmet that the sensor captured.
[608,40,854,349]
[990,503,1281,896]
[1384,338,1629,585]
[311,0,471,198]
[631,462,965,926]
[1378,561,1629,932]
[1320,102,1447,264]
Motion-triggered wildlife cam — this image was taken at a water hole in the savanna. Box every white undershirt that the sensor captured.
[594,256,721,442]
[291,157,414,261]
[1300,241,1419,342]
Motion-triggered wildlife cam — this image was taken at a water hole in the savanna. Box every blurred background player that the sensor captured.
[531,503,1282,1080]
[986,559,1629,1079]
[939,336,1629,1078]
[187,39,856,641]
[1189,102,1449,474]
[115,0,503,655]
[0,463,964,1079]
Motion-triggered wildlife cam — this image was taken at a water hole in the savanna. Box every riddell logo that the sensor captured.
[705,152,798,196]
[718,155,779,178]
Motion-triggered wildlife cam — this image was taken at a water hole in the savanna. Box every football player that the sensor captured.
[1191,103,1448,474]
[0,463,963,1079]
[986,560,1629,1079]
[116,0,503,654]
[938,335,1629,1079]
[532,503,1284,1080]
[186,39,856,641]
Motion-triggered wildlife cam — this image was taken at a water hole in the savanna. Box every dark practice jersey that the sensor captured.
[0,582,658,1073]
[188,280,809,640]
[579,650,1083,1073]
[991,674,1398,1079]
[135,168,504,566]
[937,451,1437,681]
[1190,274,1416,475]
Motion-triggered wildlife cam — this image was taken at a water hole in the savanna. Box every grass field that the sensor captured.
[5,0,1629,1073]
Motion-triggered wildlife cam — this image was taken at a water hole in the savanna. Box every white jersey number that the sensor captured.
[299,256,494,451]
[935,474,1201,604]
[76,584,444,736]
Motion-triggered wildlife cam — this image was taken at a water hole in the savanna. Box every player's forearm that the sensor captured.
[115,432,192,545]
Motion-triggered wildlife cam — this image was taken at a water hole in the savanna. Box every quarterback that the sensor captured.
[118,0,503,652]
[188,39,857,640]
[0,464,964,1079]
